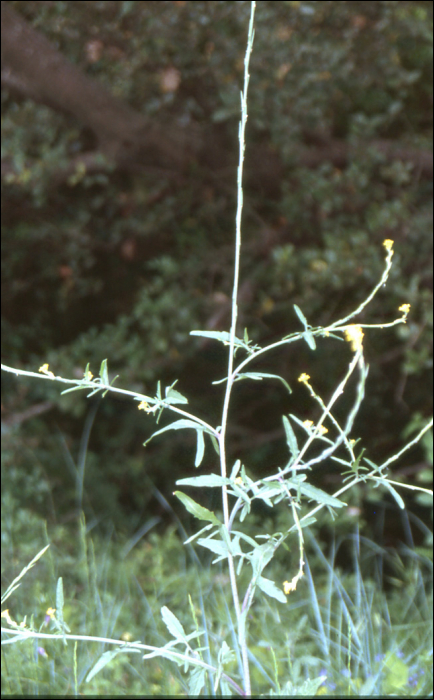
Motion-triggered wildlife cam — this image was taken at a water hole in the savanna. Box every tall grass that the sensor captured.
[1,2,432,696]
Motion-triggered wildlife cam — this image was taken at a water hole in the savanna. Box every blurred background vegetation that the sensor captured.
[1,1,432,559]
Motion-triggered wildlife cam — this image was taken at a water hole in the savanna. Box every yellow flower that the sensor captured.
[383,239,394,251]
[1,609,14,626]
[45,607,56,619]
[317,425,328,435]
[298,373,311,384]
[38,364,55,378]
[1,609,25,628]
[283,580,295,595]
[138,401,158,414]
[344,325,364,352]
[84,370,93,381]
[399,303,410,315]
[283,569,304,595]
[235,477,243,486]
[303,420,314,429]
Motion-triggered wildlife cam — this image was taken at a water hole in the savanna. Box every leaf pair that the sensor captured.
[60,359,119,398]
[144,419,217,467]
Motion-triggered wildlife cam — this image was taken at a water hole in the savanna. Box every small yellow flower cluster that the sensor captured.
[138,400,158,414]
[1,609,26,628]
[303,420,327,435]
[298,373,310,385]
[283,567,304,595]
[1,610,14,626]
[383,239,394,253]
[38,363,55,378]
[84,370,93,381]
[399,303,411,322]
[344,325,364,352]
[283,580,295,595]
[234,477,243,486]
[120,631,134,642]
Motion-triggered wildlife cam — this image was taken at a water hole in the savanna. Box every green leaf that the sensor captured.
[1,544,50,605]
[230,459,241,479]
[230,530,258,549]
[190,330,245,347]
[197,537,229,558]
[183,523,214,545]
[228,483,251,504]
[350,448,366,473]
[239,502,251,522]
[177,474,230,487]
[256,484,283,502]
[99,359,109,385]
[234,372,291,393]
[161,606,187,642]
[288,516,317,533]
[377,479,406,509]
[302,330,316,350]
[218,640,236,666]
[293,304,309,329]
[288,413,310,429]
[177,473,249,507]
[249,541,276,576]
[144,419,209,446]
[103,374,119,397]
[363,456,384,474]
[86,649,121,682]
[86,645,140,683]
[210,434,220,456]
[87,387,105,398]
[282,415,299,459]
[61,384,93,396]
[195,429,205,467]
[255,490,274,507]
[174,492,221,525]
[165,387,188,405]
[188,667,206,696]
[257,576,287,603]
[293,305,316,349]
[298,482,345,508]
[55,577,66,640]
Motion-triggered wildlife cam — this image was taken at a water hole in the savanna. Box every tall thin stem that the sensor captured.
[217,2,256,695]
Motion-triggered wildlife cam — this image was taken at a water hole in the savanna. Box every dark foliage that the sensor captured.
[1,1,432,545]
